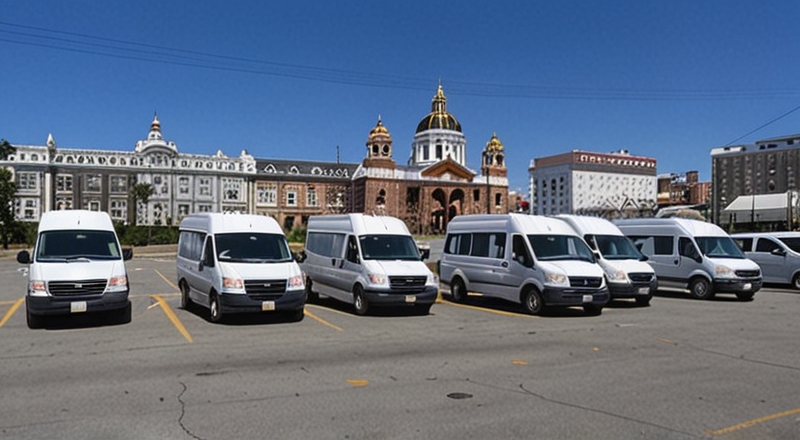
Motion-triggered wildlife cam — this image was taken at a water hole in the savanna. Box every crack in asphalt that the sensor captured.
[177,381,205,440]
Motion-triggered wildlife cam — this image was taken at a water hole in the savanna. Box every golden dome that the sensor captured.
[366,117,392,145]
[415,85,462,134]
[485,132,504,152]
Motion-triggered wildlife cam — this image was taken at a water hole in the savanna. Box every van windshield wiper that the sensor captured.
[65,256,92,262]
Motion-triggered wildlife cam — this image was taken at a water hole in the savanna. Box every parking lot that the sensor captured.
[2,254,800,439]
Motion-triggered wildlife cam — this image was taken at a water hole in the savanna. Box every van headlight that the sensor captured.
[222,277,244,290]
[715,265,735,279]
[368,274,388,286]
[29,280,47,297]
[545,273,569,287]
[287,275,304,290]
[606,269,628,283]
[106,276,128,292]
[427,272,439,286]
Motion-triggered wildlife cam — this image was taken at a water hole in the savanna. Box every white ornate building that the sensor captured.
[528,149,657,217]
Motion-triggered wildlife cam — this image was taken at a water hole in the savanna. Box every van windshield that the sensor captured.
[215,233,292,263]
[778,237,800,253]
[528,235,595,262]
[695,236,746,259]
[359,235,421,261]
[36,230,121,262]
[593,235,644,260]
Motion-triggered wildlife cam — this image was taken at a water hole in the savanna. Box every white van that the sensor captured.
[615,218,762,300]
[176,213,305,322]
[731,232,800,289]
[439,214,609,315]
[298,213,438,315]
[556,215,657,306]
[17,210,133,329]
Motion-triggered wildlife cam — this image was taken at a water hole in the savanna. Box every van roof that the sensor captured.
[447,214,578,236]
[731,231,800,239]
[38,210,114,232]
[307,213,411,236]
[179,213,283,234]
[614,218,728,237]
[555,215,623,236]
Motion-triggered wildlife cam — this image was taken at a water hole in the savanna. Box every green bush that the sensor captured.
[286,226,306,243]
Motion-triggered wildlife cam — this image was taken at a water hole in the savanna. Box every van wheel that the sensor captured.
[792,273,800,290]
[635,295,652,307]
[353,285,369,315]
[521,287,544,315]
[413,304,432,316]
[305,278,319,303]
[736,292,755,301]
[26,308,44,329]
[209,292,223,323]
[689,277,714,300]
[114,301,132,324]
[287,308,305,322]
[584,305,603,316]
[179,280,193,310]
[450,278,467,303]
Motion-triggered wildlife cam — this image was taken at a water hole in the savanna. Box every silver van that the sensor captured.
[440,214,609,315]
[298,214,438,315]
[731,232,800,289]
[176,213,306,323]
[616,218,762,301]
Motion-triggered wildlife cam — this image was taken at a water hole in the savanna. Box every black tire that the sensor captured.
[736,291,755,301]
[413,304,432,316]
[209,291,223,323]
[635,294,652,307]
[792,273,800,290]
[450,277,467,303]
[520,287,544,315]
[689,277,714,300]
[179,280,193,310]
[353,285,369,315]
[305,277,319,303]
[584,305,603,316]
[114,301,132,324]
[26,307,44,329]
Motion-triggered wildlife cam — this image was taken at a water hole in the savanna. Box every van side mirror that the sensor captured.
[639,254,649,262]
[419,248,430,261]
[593,251,601,259]
[17,250,30,264]
[771,248,787,257]
[122,248,133,261]
[294,251,306,263]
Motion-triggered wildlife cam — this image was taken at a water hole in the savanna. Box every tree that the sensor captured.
[0,139,17,249]
[131,182,154,244]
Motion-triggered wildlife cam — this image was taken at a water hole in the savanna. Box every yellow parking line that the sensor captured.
[150,294,193,343]
[154,269,179,292]
[0,298,24,327]
[706,407,800,436]
[440,300,538,318]
[305,303,354,318]
[304,309,343,331]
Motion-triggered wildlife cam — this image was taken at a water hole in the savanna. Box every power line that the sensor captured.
[724,102,800,146]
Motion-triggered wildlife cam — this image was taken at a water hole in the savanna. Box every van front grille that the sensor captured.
[735,270,760,278]
[245,279,286,300]
[568,277,603,288]
[389,276,428,291]
[48,279,107,296]
[629,273,654,283]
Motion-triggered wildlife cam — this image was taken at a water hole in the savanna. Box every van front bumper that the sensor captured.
[541,287,610,307]
[218,289,306,314]
[364,286,439,307]
[713,278,762,294]
[608,279,658,299]
[26,291,129,316]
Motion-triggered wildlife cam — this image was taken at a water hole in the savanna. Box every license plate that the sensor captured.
[261,301,275,311]
[582,295,592,303]
[742,283,752,290]
[70,301,87,313]
[405,295,416,303]
[638,287,650,294]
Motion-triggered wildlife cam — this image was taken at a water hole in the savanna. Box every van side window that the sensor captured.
[469,233,506,259]
[202,236,215,267]
[512,235,532,267]
[346,235,360,264]
[678,237,699,259]
[733,238,752,252]
[629,235,673,256]
[179,231,204,260]
[755,238,780,253]
[306,232,346,258]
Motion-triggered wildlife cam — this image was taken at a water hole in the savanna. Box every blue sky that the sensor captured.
[2,0,800,194]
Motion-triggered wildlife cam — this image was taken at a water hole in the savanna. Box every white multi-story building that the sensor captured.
[528,149,657,217]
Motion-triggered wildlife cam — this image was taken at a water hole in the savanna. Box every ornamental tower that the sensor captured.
[481,133,507,178]
[362,117,396,169]
[409,84,467,167]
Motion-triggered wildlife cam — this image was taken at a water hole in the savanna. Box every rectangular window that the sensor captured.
[198,178,212,197]
[110,199,127,221]
[286,191,297,206]
[178,204,190,217]
[16,172,38,192]
[223,178,241,201]
[178,176,190,195]
[307,187,317,207]
[257,182,277,206]
[56,175,73,192]
[85,174,102,192]
[110,175,128,193]
[198,204,212,213]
